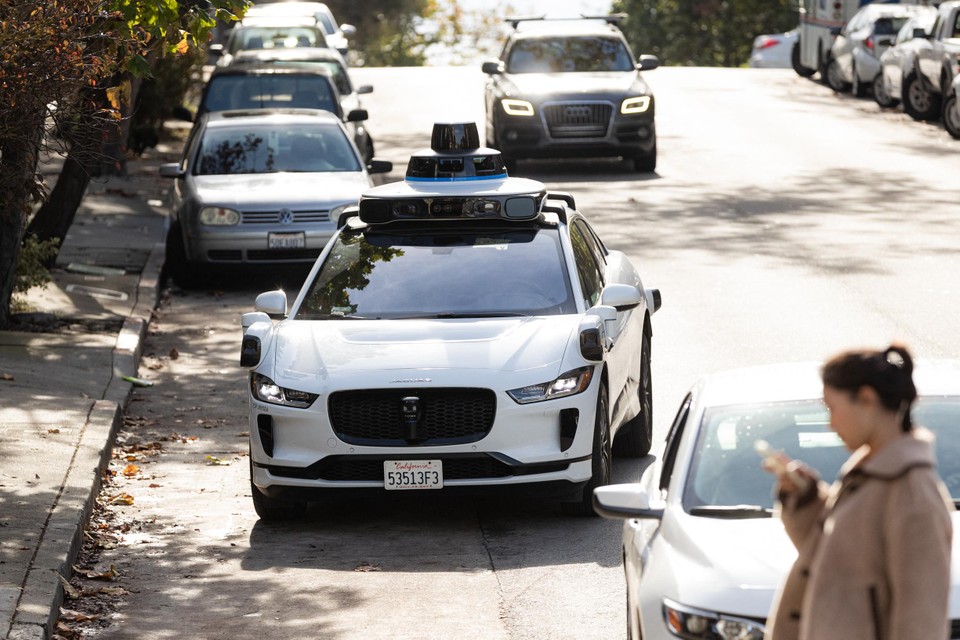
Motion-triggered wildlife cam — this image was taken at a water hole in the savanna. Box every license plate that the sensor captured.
[383,460,443,490]
[267,232,305,249]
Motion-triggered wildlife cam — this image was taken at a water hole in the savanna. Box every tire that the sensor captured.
[250,462,307,522]
[613,326,653,458]
[632,141,657,173]
[943,93,960,140]
[903,72,940,121]
[792,41,815,78]
[164,222,201,289]
[825,57,850,93]
[851,63,869,98]
[561,382,611,517]
[873,74,898,108]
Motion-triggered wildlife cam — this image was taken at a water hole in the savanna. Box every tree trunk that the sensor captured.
[26,151,93,249]
[0,113,45,327]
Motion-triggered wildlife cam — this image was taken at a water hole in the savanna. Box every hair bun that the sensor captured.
[884,344,913,374]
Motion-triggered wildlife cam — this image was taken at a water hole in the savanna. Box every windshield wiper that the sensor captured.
[687,505,774,519]
[408,311,530,319]
[297,313,375,320]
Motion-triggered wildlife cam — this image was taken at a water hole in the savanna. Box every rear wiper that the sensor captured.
[687,505,774,519]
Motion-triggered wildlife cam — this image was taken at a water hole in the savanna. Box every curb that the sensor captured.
[6,241,165,640]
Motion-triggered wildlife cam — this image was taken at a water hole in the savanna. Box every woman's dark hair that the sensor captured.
[821,343,917,432]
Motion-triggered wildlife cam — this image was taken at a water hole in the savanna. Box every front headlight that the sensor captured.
[501,99,535,116]
[663,599,765,640]
[251,373,318,408]
[330,203,353,222]
[621,96,651,114]
[507,366,593,404]
[199,206,240,226]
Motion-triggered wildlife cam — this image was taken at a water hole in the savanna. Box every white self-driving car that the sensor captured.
[594,361,960,640]
[241,122,661,521]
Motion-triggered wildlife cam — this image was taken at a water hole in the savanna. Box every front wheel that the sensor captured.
[825,57,850,93]
[943,93,960,139]
[613,326,653,458]
[904,72,940,121]
[561,382,611,517]
[250,460,307,522]
[873,74,899,108]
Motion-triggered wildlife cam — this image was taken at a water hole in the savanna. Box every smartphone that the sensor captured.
[754,439,810,492]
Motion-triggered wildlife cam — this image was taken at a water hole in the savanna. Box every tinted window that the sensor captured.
[874,17,909,36]
[202,75,338,114]
[296,227,577,319]
[507,36,634,73]
[570,224,604,308]
[195,123,360,175]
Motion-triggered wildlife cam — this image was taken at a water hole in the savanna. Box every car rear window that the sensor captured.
[507,36,635,73]
[296,226,577,319]
[228,26,326,53]
[875,17,909,36]
[201,74,339,114]
[195,123,360,174]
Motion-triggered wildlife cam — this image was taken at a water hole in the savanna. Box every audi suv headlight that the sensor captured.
[507,367,593,404]
[501,99,535,116]
[251,373,318,408]
[663,599,765,640]
[621,96,651,114]
[199,206,240,226]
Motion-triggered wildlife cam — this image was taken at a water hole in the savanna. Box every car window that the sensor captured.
[296,227,578,319]
[229,26,327,54]
[202,75,339,114]
[573,220,607,272]
[874,17,909,37]
[506,36,634,73]
[570,223,604,308]
[912,397,960,499]
[683,400,847,511]
[194,123,360,175]
[659,394,692,491]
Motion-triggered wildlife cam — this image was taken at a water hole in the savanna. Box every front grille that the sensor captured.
[242,210,331,224]
[329,388,496,446]
[207,249,242,261]
[542,102,613,139]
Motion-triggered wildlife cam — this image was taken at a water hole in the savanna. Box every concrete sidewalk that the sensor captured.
[0,147,172,640]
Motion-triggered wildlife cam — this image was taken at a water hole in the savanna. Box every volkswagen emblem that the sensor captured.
[278,208,294,225]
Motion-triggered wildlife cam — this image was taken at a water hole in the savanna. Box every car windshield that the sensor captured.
[683,397,960,513]
[229,26,326,53]
[195,124,360,175]
[295,226,577,319]
[507,36,635,73]
[201,75,339,114]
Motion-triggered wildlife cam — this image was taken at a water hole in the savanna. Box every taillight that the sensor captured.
[757,36,780,50]
[864,36,874,50]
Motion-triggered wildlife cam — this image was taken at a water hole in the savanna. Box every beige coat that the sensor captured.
[766,429,953,640]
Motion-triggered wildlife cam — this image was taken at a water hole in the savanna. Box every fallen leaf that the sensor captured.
[73,564,120,580]
[106,493,134,505]
[121,464,139,477]
[98,586,131,596]
[204,455,231,466]
[48,428,61,434]
[353,562,381,573]
[0,373,14,381]
[57,574,81,599]
[148,483,161,488]
[59,608,98,622]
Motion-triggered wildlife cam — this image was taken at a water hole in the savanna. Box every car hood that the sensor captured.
[658,510,960,619]
[267,316,578,390]
[505,72,649,100]
[192,172,370,208]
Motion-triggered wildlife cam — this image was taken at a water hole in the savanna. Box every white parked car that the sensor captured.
[594,361,960,639]
[876,11,937,109]
[242,2,356,57]
[241,122,662,521]
[748,29,798,69]
[943,73,960,139]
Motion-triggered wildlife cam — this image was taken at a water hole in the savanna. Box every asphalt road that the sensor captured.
[80,66,960,639]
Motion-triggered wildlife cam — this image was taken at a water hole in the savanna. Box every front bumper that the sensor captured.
[184,223,335,265]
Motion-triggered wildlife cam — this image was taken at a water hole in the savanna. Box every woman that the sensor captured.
[764,344,954,640]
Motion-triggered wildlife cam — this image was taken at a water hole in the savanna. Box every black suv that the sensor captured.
[482,15,659,173]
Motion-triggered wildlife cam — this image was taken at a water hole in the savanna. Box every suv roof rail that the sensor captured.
[505,15,546,29]
[583,13,628,25]
[506,13,628,29]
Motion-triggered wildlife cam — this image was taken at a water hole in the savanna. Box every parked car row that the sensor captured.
[160,2,391,287]
[821,1,960,139]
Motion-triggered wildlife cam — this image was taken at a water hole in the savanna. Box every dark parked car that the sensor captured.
[482,15,659,173]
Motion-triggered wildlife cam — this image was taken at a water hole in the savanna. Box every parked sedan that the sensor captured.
[241,122,662,521]
[242,1,355,58]
[876,11,937,108]
[214,16,329,67]
[594,361,960,639]
[748,29,798,69]
[158,109,391,286]
[229,47,376,161]
[826,3,934,97]
[943,73,960,139]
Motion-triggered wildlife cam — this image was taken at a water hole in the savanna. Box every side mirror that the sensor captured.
[912,28,928,39]
[171,106,194,123]
[255,290,287,318]
[593,484,664,520]
[158,163,184,178]
[645,288,662,315]
[242,311,271,334]
[208,43,224,56]
[600,283,642,312]
[481,60,504,75]
[340,24,357,38]
[367,159,393,174]
[636,54,660,71]
[356,85,373,95]
[347,109,368,122]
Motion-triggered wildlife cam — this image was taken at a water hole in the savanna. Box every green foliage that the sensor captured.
[320,0,438,66]
[613,0,797,66]
[14,234,58,295]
